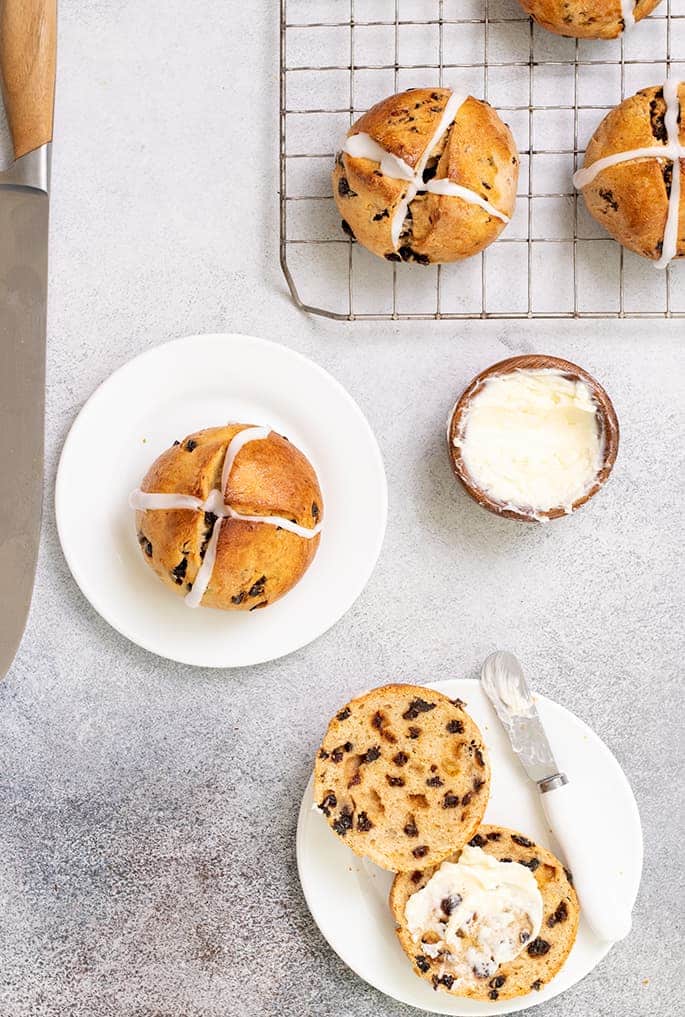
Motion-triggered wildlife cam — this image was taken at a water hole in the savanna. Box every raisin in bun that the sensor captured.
[517,0,661,38]
[574,82,685,266]
[313,684,490,871]
[390,825,579,1001]
[333,88,518,264]
[130,424,322,611]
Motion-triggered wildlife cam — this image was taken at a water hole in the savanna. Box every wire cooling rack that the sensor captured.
[279,0,685,320]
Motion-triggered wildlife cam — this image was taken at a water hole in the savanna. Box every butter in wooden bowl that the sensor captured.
[447,355,619,522]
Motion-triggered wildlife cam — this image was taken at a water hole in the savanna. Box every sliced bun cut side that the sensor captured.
[313,684,490,871]
[390,824,580,1000]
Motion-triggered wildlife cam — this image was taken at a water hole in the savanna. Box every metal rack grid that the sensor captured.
[279,0,685,320]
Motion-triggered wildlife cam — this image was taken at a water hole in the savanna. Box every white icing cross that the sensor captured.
[621,0,636,31]
[343,91,510,251]
[129,426,322,608]
[573,78,683,269]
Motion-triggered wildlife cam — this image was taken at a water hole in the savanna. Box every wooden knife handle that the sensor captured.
[0,0,56,160]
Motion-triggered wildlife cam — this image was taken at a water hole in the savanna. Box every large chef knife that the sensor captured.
[0,1,56,677]
[481,651,632,942]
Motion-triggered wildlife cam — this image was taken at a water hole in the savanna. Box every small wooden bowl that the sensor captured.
[447,355,620,522]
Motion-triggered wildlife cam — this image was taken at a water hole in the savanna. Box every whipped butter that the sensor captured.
[405,845,543,987]
[454,369,602,516]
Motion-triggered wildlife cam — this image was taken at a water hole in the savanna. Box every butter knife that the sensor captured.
[0,1,56,677]
[480,651,631,942]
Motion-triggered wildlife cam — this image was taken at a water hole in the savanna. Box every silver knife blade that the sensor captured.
[480,651,560,785]
[0,147,49,677]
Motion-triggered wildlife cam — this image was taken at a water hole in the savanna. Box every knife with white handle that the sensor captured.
[480,651,632,943]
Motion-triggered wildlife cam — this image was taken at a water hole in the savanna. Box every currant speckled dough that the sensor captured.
[332,88,518,264]
[390,824,580,1001]
[313,684,490,872]
[133,424,322,610]
[575,83,685,263]
[516,0,662,38]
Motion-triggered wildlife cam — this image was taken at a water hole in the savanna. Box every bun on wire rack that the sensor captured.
[333,88,518,265]
[574,80,685,268]
[516,0,662,39]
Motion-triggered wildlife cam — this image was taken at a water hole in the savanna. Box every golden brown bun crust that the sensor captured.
[313,684,490,871]
[517,0,661,38]
[578,84,685,261]
[135,425,322,610]
[332,88,518,264]
[390,824,580,1001]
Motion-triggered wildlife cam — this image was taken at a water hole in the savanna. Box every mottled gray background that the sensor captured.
[0,2,683,1016]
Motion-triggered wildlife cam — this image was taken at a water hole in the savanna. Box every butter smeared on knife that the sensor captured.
[481,651,632,943]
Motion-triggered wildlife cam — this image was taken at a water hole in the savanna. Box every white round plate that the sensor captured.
[56,334,387,668]
[297,678,643,1015]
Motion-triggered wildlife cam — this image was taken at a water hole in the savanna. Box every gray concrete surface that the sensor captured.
[0,2,683,1016]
